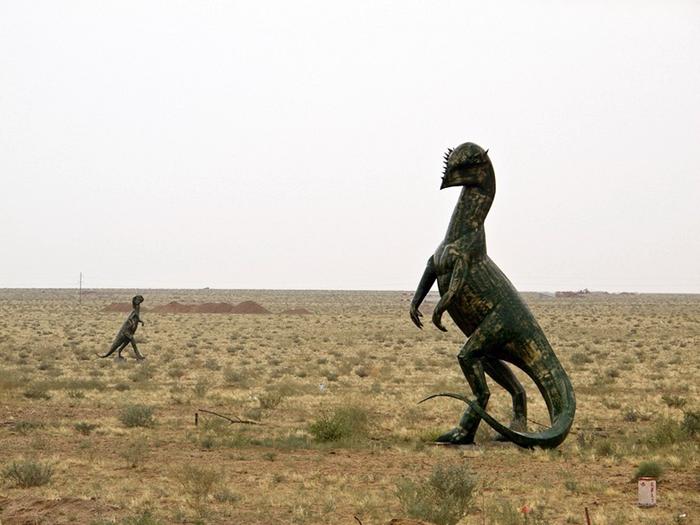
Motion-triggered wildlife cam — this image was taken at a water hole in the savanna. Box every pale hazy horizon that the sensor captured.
[2,2,699,293]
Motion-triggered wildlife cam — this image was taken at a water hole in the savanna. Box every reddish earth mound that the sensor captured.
[193,302,236,313]
[0,496,119,525]
[149,300,270,314]
[280,307,312,315]
[230,300,271,314]
[151,301,195,313]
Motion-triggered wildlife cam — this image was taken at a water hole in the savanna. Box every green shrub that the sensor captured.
[681,410,699,436]
[570,352,592,365]
[13,420,44,434]
[91,509,162,525]
[661,395,687,409]
[355,366,370,378]
[324,370,339,382]
[214,487,240,504]
[167,365,186,379]
[258,390,284,410]
[594,439,617,457]
[199,433,216,449]
[119,404,155,428]
[309,405,370,442]
[3,459,53,487]
[129,364,154,383]
[418,427,445,443]
[564,479,579,493]
[487,501,550,525]
[74,422,99,436]
[645,418,686,447]
[121,510,161,525]
[223,367,248,387]
[396,462,477,525]
[634,461,664,480]
[220,432,253,448]
[67,389,86,399]
[204,358,220,371]
[0,370,24,390]
[193,379,210,398]
[119,439,149,468]
[177,465,219,513]
[47,378,105,391]
[23,385,51,400]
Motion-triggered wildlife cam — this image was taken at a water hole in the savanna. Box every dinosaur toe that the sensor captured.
[435,427,475,445]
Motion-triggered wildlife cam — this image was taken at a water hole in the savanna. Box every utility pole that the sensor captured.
[79,272,82,304]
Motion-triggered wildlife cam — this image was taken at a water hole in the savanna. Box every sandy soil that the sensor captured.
[0,289,697,524]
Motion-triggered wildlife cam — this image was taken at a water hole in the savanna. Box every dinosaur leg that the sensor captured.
[99,336,126,358]
[483,358,528,436]
[434,354,489,444]
[115,339,130,359]
[434,352,489,444]
[435,310,505,444]
[127,335,145,360]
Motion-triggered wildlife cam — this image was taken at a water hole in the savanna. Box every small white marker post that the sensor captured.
[638,477,657,507]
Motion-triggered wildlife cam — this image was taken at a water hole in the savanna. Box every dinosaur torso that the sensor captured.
[433,186,548,370]
[117,306,141,339]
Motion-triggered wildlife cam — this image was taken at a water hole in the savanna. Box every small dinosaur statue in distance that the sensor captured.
[410,142,576,448]
[99,295,146,360]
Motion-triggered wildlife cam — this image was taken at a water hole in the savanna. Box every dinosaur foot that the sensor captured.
[434,427,476,445]
[135,355,146,361]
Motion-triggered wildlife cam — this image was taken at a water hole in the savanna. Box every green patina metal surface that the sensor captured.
[410,142,576,448]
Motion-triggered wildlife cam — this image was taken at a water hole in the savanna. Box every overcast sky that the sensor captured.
[1,1,698,292]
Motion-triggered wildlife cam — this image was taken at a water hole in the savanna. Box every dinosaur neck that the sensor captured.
[445,187,493,242]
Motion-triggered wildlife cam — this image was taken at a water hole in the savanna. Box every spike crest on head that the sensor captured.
[442,148,454,176]
[440,142,492,190]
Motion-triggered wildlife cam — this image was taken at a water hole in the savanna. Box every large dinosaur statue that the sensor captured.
[99,295,146,360]
[410,142,575,448]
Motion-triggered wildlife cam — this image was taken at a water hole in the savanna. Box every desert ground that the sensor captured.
[0,289,697,525]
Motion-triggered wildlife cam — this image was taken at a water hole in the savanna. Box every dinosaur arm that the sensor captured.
[432,255,468,332]
[410,257,437,329]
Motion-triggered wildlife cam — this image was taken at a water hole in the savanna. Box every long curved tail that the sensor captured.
[420,355,576,449]
[96,340,120,359]
[420,390,575,448]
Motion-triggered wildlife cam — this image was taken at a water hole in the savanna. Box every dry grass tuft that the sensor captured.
[3,458,53,487]
[396,462,477,525]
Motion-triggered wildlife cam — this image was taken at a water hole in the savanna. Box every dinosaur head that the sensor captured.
[441,142,492,190]
[132,295,144,307]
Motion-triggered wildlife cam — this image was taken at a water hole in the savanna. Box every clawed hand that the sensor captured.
[409,304,423,329]
[432,308,448,332]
